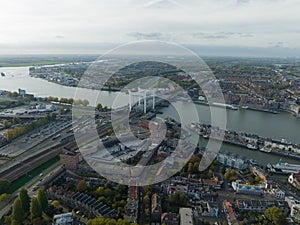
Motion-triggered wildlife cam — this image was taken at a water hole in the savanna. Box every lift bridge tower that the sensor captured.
[129,88,155,114]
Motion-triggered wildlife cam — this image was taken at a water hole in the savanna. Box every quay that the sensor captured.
[187,123,300,160]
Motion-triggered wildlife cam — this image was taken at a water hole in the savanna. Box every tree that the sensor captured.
[86,217,137,225]
[30,197,42,222]
[0,179,10,194]
[19,188,30,212]
[60,108,65,115]
[32,217,45,225]
[82,99,89,107]
[3,215,11,225]
[96,103,103,111]
[0,193,9,203]
[224,170,237,182]
[11,198,24,225]
[3,120,10,129]
[12,117,21,125]
[67,98,74,104]
[169,193,188,207]
[50,200,59,208]
[76,180,88,192]
[187,162,193,174]
[74,99,83,106]
[37,188,48,212]
[264,206,287,225]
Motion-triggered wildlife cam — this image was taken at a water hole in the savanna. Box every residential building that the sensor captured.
[161,213,179,225]
[288,173,300,190]
[52,213,73,225]
[232,181,262,196]
[223,201,238,225]
[285,196,300,224]
[200,202,219,217]
[291,204,300,224]
[217,153,248,170]
[125,179,139,224]
[179,208,194,225]
[271,189,285,199]
[151,193,162,225]
[236,200,288,213]
[60,148,80,170]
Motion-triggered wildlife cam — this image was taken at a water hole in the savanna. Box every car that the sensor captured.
[32,186,38,191]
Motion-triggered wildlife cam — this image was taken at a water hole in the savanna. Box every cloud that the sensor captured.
[143,0,184,9]
[127,32,165,40]
[0,0,299,56]
[192,32,254,40]
[268,41,285,48]
[55,35,65,39]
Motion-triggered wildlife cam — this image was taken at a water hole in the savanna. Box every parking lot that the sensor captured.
[0,119,71,157]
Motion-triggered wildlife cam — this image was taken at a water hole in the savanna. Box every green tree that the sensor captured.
[11,198,24,225]
[37,188,48,212]
[224,170,237,182]
[187,162,193,174]
[3,120,10,129]
[169,193,188,207]
[86,217,137,225]
[3,215,11,225]
[60,108,65,115]
[12,117,21,125]
[19,188,30,212]
[0,179,10,194]
[264,206,286,225]
[96,103,103,111]
[0,193,9,202]
[67,98,74,104]
[30,197,42,222]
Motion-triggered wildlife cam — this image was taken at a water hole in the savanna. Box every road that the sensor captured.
[0,122,72,176]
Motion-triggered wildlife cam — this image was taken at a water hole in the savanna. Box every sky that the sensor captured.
[0,0,300,57]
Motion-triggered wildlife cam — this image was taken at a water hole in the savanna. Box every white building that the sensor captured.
[53,212,73,225]
[179,208,194,225]
[217,153,248,170]
[272,189,285,199]
[289,174,300,190]
[285,196,300,224]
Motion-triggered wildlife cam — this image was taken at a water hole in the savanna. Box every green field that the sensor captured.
[8,156,59,194]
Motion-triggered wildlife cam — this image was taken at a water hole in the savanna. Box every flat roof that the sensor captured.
[179,208,193,225]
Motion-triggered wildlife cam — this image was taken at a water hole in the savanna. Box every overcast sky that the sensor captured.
[1,0,300,56]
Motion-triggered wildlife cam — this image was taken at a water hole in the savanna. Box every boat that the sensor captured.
[247,144,257,150]
[212,102,239,110]
[202,134,209,139]
[269,161,300,174]
[249,159,259,166]
[241,106,249,109]
[260,146,272,153]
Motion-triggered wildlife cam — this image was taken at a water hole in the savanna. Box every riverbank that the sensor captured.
[187,123,300,161]
[193,99,300,118]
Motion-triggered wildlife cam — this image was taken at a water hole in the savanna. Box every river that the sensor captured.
[0,67,128,108]
[0,66,299,166]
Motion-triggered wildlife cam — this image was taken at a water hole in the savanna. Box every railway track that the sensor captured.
[0,143,65,182]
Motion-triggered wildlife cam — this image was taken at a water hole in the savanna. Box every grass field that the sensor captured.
[8,156,59,194]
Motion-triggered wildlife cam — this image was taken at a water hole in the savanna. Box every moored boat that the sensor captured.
[260,147,272,153]
[268,161,300,174]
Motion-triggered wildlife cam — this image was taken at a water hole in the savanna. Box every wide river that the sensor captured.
[0,66,299,166]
